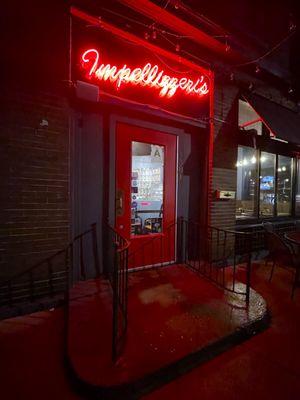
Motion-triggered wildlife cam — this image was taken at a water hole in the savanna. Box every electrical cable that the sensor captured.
[116,32,194,74]
[169,0,229,37]
[234,29,296,68]
[101,6,191,39]
[158,30,211,68]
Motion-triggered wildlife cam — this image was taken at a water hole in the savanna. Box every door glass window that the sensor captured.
[259,152,276,217]
[131,141,164,236]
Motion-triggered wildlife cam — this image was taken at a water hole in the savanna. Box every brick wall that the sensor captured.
[210,79,299,229]
[211,168,237,229]
[210,83,239,229]
[0,89,70,279]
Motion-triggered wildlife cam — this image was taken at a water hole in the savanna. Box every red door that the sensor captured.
[116,122,177,269]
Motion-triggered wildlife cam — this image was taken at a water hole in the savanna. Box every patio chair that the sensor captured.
[264,229,299,298]
[295,220,300,231]
[262,221,275,267]
[262,221,275,233]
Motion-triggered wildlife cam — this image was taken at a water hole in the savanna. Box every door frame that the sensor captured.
[116,122,178,269]
[108,115,185,268]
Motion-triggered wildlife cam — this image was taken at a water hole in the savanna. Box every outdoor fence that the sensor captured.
[178,219,252,303]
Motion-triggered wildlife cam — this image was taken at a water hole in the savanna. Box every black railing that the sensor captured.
[0,224,100,310]
[1,217,253,365]
[236,220,299,256]
[104,225,130,362]
[178,219,252,304]
[128,221,177,269]
[125,218,252,304]
[1,221,129,363]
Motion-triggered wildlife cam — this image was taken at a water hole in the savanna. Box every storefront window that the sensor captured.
[131,141,164,235]
[236,149,296,219]
[277,155,293,216]
[236,146,258,219]
[296,160,300,216]
[259,152,276,217]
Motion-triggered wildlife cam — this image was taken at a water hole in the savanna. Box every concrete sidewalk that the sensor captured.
[144,262,300,400]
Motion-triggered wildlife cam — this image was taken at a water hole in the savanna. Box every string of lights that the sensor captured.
[234,28,297,68]
[91,8,211,72]
[108,28,206,74]
[99,4,296,94]
[157,29,211,68]
[102,7,191,39]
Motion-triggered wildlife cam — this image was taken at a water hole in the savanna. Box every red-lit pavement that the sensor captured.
[0,262,299,399]
[145,262,300,400]
[67,265,266,392]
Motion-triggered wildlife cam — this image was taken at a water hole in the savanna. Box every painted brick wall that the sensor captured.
[211,168,237,229]
[0,89,70,279]
[211,83,239,229]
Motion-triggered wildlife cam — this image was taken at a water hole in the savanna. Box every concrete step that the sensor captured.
[66,265,270,399]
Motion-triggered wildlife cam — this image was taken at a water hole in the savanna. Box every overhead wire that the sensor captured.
[92,6,212,72]
[102,3,296,72]
[101,6,191,39]
[234,29,296,68]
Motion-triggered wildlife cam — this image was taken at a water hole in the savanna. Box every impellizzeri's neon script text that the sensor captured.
[81,49,209,99]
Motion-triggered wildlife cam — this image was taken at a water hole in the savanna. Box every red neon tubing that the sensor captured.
[81,48,209,99]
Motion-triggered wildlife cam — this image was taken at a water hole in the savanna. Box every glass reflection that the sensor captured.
[236,146,258,219]
[259,152,275,217]
[277,155,292,216]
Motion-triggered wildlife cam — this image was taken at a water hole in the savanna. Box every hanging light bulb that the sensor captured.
[152,30,157,40]
[144,31,150,40]
[289,16,296,31]
[175,43,181,52]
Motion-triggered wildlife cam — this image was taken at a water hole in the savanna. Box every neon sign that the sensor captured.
[81,48,209,99]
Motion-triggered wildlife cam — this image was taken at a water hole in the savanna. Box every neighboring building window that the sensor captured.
[236,147,294,219]
[277,155,293,216]
[236,146,258,219]
[259,152,275,217]
[238,99,263,136]
[296,160,300,216]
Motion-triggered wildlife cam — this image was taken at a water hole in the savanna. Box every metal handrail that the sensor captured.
[104,224,129,362]
[179,219,252,304]
[0,227,94,288]
[128,220,177,259]
[0,224,99,311]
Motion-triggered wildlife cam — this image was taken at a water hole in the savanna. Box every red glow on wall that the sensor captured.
[81,48,209,99]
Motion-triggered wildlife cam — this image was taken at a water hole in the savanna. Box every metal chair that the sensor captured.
[262,221,275,233]
[264,229,299,298]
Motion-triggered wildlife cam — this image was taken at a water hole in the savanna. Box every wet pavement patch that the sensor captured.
[67,265,269,399]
